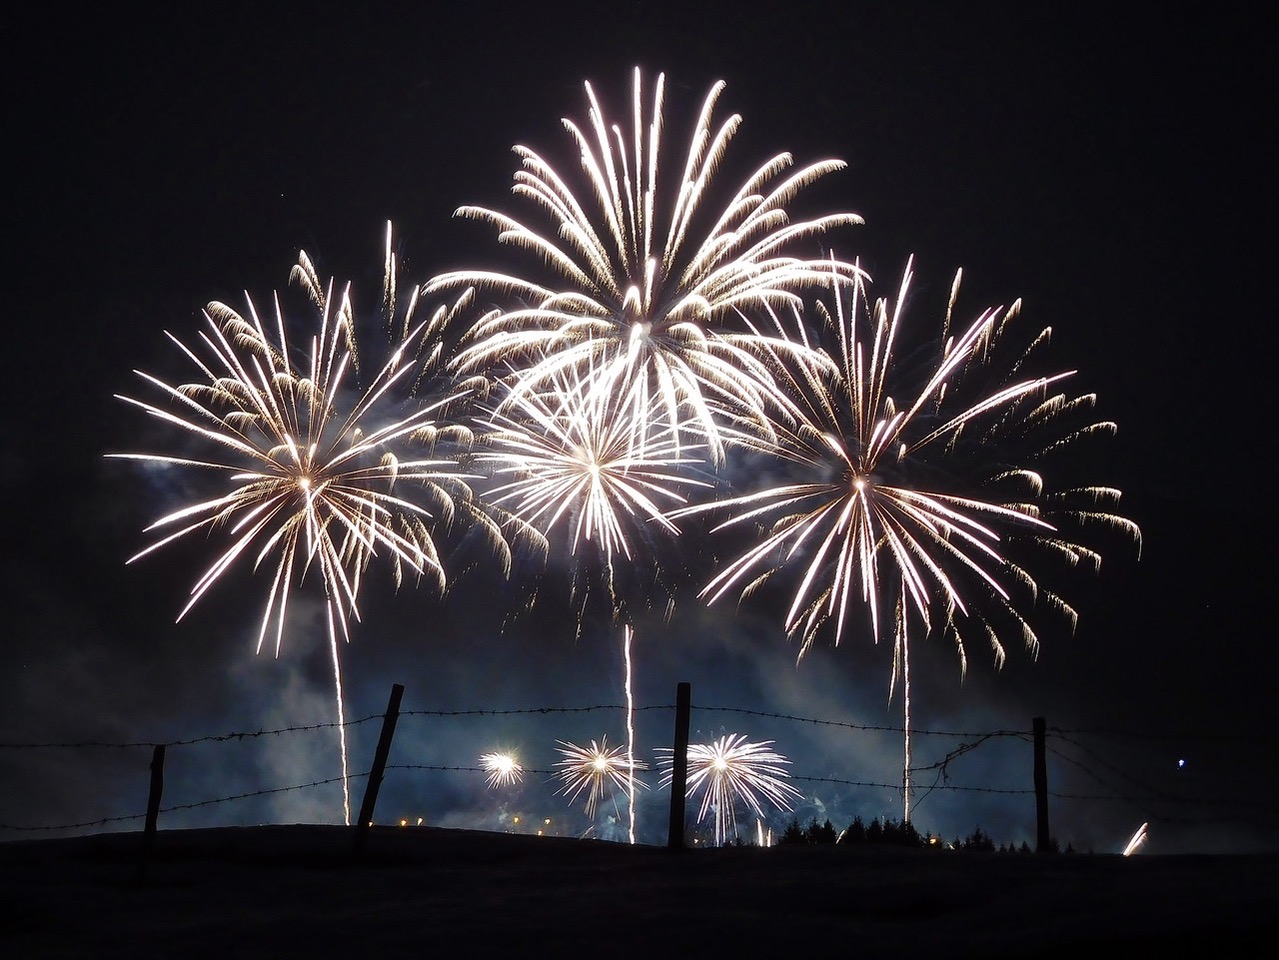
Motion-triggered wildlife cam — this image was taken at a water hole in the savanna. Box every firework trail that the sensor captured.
[1122,822,1149,856]
[480,751,524,788]
[554,736,649,821]
[756,819,775,847]
[473,359,710,841]
[657,734,803,846]
[674,256,1141,821]
[425,67,864,465]
[109,225,505,823]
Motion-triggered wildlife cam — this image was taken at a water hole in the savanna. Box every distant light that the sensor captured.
[1178,758,1186,769]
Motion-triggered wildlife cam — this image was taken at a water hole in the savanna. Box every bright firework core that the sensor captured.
[481,752,524,789]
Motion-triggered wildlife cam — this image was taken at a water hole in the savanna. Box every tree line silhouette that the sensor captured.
[774,816,1071,854]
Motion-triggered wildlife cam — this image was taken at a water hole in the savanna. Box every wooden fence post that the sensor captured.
[137,743,165,881]
[352,683,404,859]
[1033,716,1051,852]
[667,682,691,850]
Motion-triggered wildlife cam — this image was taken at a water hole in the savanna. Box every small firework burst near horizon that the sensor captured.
[658,734,803,847]
[554,736,649,822]
[480,751,524,789]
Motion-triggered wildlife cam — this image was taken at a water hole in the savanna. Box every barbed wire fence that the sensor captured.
[2,682,1275,852]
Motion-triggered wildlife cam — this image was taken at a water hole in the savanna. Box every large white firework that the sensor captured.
[426,67,864,463]
[109,225,502,823]
[554,736,649,820]
[657,734,803,846]
[475,357,712,608]
[675,256,1141,820]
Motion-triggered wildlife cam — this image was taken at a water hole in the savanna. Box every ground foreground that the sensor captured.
[1,825,1273,958]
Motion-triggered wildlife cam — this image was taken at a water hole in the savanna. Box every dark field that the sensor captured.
[1,824,1274,958]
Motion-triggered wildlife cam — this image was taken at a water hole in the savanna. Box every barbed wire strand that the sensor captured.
[3,703,1276,837]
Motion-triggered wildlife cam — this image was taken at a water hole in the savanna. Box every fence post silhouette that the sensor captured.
[137,743,165,881]
[352,683,404,859]
[1033,716,1051,852]
[667,682,691,850]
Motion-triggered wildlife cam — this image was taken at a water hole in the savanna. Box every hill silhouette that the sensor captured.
[2,824,1274,957]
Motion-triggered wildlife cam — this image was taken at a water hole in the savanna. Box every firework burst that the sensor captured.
[426,67,864,464]
[109,225,499,823]
[658,734,803,846]
[475,357,712,614]
[480,751,524,788]
[675,256,1141,819]
[554,736,649,821]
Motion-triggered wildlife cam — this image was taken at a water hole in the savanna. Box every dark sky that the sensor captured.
[3,3,1275,854]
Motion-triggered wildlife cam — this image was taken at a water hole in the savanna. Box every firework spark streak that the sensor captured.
[426,67,864,464]
[480,752,524,788]
[554,736,649,820]
[658,734,803,846]
[1123,822,1149,856]
[674,256,1141,821]
[109,226,491,824]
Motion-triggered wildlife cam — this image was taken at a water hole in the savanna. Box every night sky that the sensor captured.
[3,3,1275,854]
